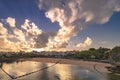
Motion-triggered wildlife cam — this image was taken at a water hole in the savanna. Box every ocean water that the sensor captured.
[0,59,107,80]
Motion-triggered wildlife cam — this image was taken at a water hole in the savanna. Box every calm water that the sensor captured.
[0,59,107,80]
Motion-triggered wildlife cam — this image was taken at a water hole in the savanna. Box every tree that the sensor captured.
[96,47,110,59]
[107,46,120,73]
[110,46,120,65]
[110,46,120,62]
[88,47,110,59]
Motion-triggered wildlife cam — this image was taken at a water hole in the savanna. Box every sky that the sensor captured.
[0,0,120,52]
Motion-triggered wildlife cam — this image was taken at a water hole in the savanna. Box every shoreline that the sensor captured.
[0,58,111,74]
[0,58,111,80]
[26,58,111,74]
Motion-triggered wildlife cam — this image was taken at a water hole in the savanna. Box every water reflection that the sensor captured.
[0,60,106,80]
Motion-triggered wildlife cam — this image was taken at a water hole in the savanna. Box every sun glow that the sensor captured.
[32,48,45,52]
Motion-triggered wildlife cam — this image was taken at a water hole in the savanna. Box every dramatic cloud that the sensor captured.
[34,32,56,48]
[0,17,42,52]
[38,0,120,49]
[76,37,93,48]
[1,0,120,52]
[21,19,42,37]
[0,23,8,35]
[6,17,16,27]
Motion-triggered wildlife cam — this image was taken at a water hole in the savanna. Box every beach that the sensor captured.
[0,58,111,80]
[27,58,111,74]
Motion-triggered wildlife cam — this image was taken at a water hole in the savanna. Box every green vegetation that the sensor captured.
[0,46,120,74]
[65,46,120,64]
[0,51,47,58]
[108,74,120,80]
[1,46,119,63]
[65,46,120,75]
[110,46,120,62]
[65,47,110,60]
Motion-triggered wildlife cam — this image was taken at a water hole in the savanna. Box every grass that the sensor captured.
[108,73,120,80]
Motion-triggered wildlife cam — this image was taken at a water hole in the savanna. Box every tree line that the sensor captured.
[65,46,120,62]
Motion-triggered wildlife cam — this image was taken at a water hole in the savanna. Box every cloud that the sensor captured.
[38,0,120,49]
[76,37,93,48]
[0,17,42,52]
[6,17,16,27]
[101,41,107,44]
[21,19,42,36]
[0,0,120,51]
[0,23,8,35]
[12,28,26,42]
[39,0,120,24]
[34,32,56,48]
[0,36,25,52]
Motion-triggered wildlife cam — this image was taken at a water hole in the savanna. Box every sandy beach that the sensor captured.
[0,58,111,80]
[27,58,111,74]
